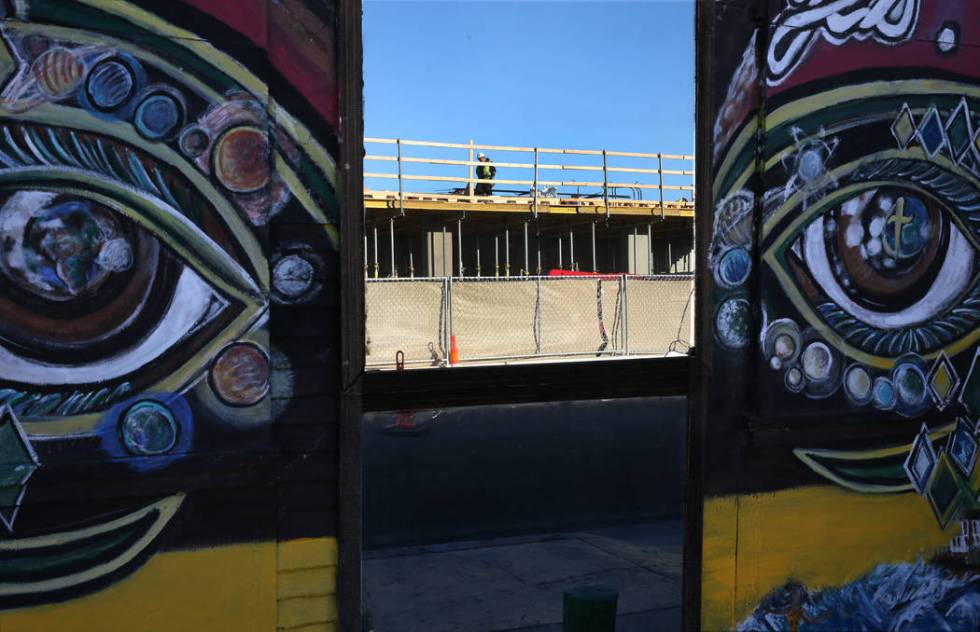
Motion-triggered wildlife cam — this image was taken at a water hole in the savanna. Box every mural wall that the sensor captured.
[704,1,980,629]
[0,1,342,630]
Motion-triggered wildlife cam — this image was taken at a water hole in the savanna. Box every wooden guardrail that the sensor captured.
[364,137,695,219]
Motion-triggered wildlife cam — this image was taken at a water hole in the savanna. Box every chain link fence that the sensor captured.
[365,274,693,368]
[366,278,448,367]
[625,275,695,355]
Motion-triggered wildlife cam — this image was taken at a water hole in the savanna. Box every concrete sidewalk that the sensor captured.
[363,520,683,632]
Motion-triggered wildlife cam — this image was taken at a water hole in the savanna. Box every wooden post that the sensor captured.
[467,139,474,198]
[658,152,665,221]
[602,149,610,220]
[533,147,539,218]
[396,139,405,217]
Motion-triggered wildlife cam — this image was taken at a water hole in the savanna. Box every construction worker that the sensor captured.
[475,152,496,196]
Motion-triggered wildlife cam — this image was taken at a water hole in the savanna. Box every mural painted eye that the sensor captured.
[0,192,227,387]
[0,126,265,419]
[774,186,979,360]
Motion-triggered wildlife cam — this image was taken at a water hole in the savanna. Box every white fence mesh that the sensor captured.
[625,276,695,355]
[536,277,624,357]
[365,275,693,368]
[366,278,447,367]
[452,279,538,360]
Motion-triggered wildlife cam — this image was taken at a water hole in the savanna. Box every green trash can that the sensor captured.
[563,585,618,632]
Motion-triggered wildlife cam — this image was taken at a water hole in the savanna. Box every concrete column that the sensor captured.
[623,231,651,274]
[423,225,454,277]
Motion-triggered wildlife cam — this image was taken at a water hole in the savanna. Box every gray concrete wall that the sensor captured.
[363,396,687,549]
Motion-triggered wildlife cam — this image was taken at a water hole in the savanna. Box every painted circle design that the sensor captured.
[774,335,795,360]
[894,364,926,406]
[937,25,958,54]
[796,148,824,182]
[210,343,271,406]
[872,377,897,410]
[273,255,315,298]
[802,342,832,381]
[134,93,182,140]
[785,366,805,393]
[717,248,751,288]
[120,400,178,456]
[843,364,873,405]
[212,126,271,193]
[763,319,801,370]
[713,191,754,249]
[86,60,135,110]
[179,126,210,157]
[715,297,750,350]
[32,47,84,98]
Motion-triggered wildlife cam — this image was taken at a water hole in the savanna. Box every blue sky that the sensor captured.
[363,1,695,197]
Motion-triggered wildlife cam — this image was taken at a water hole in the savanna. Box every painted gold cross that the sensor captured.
[886,197,912,256]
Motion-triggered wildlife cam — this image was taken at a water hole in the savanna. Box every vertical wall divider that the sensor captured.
[684,1,716,628]
[337,0,365,629]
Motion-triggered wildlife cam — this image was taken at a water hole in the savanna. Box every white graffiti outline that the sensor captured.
[769,0,920,85]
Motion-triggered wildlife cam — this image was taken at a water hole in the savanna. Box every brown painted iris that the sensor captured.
[826,187,949,311]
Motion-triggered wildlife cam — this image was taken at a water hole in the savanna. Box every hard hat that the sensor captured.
[477,152,487,159]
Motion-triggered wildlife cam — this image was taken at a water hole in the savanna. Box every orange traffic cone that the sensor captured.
[449,335,460,365]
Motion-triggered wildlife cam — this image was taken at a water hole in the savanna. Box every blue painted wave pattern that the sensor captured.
[738,560,980,631]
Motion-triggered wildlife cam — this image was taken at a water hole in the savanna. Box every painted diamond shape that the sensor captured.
[0,405,38,531]
[904,423,937,495]
[916,106,948,158]
[944,98,974,161]
[891,104,917,149]
[926,454,963,528]
[959,348,980,419]
[947,418,978,477]
[927,351,960,411]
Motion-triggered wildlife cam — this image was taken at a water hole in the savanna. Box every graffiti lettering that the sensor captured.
[768,0,920,85]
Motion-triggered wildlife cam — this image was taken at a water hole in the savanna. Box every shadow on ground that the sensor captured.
[363,396,687,631]
[364,520,683,632]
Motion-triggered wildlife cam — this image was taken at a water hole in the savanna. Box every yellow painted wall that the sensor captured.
[701,486,956,631]
[0,537,338,632]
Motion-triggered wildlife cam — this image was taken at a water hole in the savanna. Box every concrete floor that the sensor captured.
[364,397,687,549]
[363,519,683,632]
